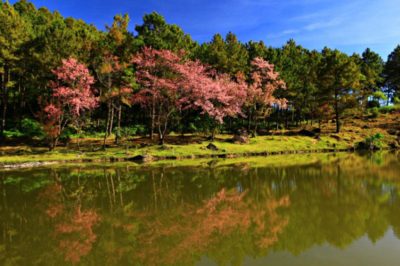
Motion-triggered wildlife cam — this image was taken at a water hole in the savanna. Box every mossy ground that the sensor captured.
[0,113,398,167]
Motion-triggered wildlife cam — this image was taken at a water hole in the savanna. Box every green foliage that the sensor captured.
[20,118,44,138]
[364,133,384,149]
[2,119,44,139]
[384,45,400,99]
[4,129,24,138]
[378,105,400,114]
[360,48,384,101]
[135,12,197,53]
[369,107,380,118]
[196,32,249,75]
[120,125,146,137]
[372,91,388,101]
[318,48,362,132]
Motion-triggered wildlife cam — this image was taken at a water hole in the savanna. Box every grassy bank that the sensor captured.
[0,134,393,167]
[1,113,399,168]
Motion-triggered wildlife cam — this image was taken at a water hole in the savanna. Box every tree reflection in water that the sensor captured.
[134,188,289,265]
[0,152,400,265]
[38,181,100,264]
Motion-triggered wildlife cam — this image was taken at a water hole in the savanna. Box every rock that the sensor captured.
[387,129,398,136]
[232,129,250,144]
[206,143,219,151]
[139,143,151,148]
[356,141,380,151]
[389,141,400,149]
[257,129,270,136]
[312,128,321,134]
[130,154,154,163]
[330,134,341,140]
[314,135,321,141]
[298,129,316,137]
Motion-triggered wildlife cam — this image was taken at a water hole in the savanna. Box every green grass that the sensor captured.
[2,115,398,167]
[0,135,356,166]
[135,135,349,157]
[0,152,354,172]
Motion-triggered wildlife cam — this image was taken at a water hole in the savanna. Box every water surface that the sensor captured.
[1,152,400,265]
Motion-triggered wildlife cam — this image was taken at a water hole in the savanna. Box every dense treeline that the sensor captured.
[1,0,399,146]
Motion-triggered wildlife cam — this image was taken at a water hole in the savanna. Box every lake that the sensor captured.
[1,152,400,265]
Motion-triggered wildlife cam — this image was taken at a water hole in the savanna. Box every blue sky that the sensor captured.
[12,0,400,59]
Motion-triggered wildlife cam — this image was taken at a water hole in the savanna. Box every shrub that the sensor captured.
[379,105,400,114]
[369,107,380,118]
[379,106,393,114]
[357,133,384,150]
[372,91,388,101]
[120,125,147,137]
[4,130,24,138]
[20,118,45,138]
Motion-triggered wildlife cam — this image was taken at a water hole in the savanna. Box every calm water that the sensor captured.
[1,152,400,265]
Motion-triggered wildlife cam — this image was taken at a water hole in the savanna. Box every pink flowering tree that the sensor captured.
[131,47,182,144]
[177,60,247,140]
[42,58,98,149]
[132,47,248,144]
[245,57,287,135]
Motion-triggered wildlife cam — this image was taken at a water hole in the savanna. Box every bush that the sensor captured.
[120,125,147,137]
[4,130,24,138]
[357,133,384,150]
[3,118,44,140]
[20,118,45,138]
[379,105,400,114]
[372,91,388,101]
[369,107,380,118]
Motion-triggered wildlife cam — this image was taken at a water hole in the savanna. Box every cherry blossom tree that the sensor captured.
[131,47,182,144]
[42,58,98,149]
[132,47,248,144]
[245,57,287,135]
[177,60,247,140]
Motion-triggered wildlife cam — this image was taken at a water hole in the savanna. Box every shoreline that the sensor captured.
[0,146,390,170]
[1,129,399,170]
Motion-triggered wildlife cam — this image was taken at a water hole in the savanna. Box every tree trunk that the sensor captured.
[150,98,155,140]
[158,123,165,145]
[103,101,112,148]
[334,90,340,133]
[1,100,6,138]
[253,121,258,137]
[285,109,289,129]
[211,126,216,142]
[108,103,114,136]
[49,136,59,151]
[115,103,122,145]
[247,109,252,131]
[0,66,9,139]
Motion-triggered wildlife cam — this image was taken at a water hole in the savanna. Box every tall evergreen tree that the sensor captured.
[0,1,29,138]
[318,48,362,133]
[135,12,197,54]
[360,48,384,107]
[384,45,400,102]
